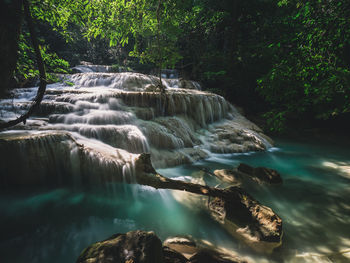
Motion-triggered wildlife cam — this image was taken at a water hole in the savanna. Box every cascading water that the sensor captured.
[0,70,271,186]
[1,68,349,263]
[0,69,276,261]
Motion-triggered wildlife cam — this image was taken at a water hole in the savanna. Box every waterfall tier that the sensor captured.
[0,71,272,184]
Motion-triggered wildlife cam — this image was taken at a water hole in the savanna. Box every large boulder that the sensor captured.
[208,187,282,253]
[76,230,164,263]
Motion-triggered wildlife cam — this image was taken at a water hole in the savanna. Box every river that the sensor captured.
[1,137,349,262]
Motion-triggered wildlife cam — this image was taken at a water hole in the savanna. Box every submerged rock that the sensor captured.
[76,230,164,263]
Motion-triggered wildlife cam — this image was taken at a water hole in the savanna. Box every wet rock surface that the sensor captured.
[208,187,283,253]
[77,232,248,263]
[76,230,164,263]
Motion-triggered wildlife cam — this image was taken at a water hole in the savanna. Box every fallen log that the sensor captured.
[135,153,283,253]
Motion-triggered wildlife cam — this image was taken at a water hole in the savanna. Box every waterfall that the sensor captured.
[0,69,272,186]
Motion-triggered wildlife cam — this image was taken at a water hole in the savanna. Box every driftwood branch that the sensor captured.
[134,154,249,202]
[130,154,283,253]
[0,0,47,129]
[134,153,283,251]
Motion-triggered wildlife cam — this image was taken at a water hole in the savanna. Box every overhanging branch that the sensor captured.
[0,0,47,129]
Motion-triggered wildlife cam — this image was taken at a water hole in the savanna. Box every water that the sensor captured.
[1,138,349,263]
[0,72,270,169]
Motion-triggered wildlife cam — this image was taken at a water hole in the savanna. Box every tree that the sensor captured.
[0,0,87,128]
[257,0,350,132]
[0,0,23,96]
[85,0,188,88]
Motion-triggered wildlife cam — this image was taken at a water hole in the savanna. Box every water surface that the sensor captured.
[1,138,350,262]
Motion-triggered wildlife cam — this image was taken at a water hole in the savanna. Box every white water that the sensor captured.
[1,139,349,263]
[1,68,349,263]
[0,71,270,181]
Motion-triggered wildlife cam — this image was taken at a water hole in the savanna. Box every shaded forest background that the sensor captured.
[1,0,350,134]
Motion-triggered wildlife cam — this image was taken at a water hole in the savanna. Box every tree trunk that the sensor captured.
[0,0,23,96]
[0,0,47,129]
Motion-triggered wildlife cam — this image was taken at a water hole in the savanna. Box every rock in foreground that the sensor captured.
[76,230,164,263]
[77,231,248,263]
[209,187,282,253]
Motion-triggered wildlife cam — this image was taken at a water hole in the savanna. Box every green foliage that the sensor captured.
[13,0,350,132]
[257,0,350,132]
[29,0,88,41]
[15,33,70,85]
[64,81,74,86]
[83,0,189,72]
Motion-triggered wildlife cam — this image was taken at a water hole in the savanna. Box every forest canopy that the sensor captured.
[2,0,350,133]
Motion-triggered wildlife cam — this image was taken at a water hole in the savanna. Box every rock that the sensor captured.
[78,232,248,263]
[205,119,272,154]
[237,163,282,184]
[163,236,247,263]
[208,187,283,253]
[76,230,164,263]
[163,236,198,258]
